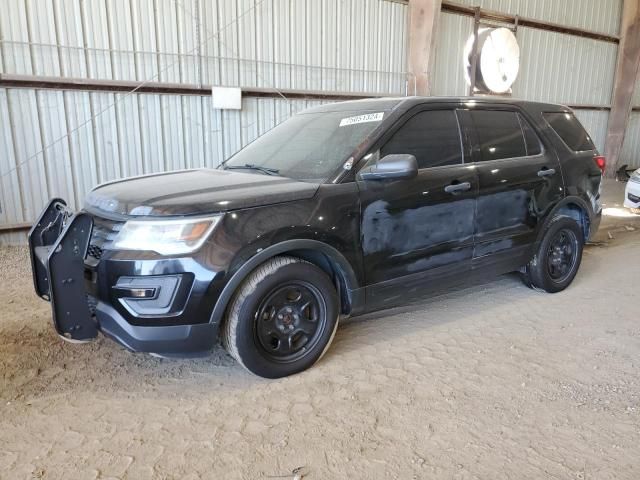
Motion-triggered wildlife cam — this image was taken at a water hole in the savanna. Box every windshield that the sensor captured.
[222,110,386,182]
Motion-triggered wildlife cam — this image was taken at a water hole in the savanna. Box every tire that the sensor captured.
[221,256,339,378]
[522,215,584,293]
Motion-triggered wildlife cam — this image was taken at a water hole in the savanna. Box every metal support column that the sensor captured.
[407,0,442,96]
[605,0,640,177]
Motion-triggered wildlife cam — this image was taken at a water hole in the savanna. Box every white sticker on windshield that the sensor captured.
[339,112,384,127]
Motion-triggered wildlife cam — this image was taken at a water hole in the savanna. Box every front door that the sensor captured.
[356,107,478,310]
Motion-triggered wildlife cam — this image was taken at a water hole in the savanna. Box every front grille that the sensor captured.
[87,244,104,260]
[86,215,123,264]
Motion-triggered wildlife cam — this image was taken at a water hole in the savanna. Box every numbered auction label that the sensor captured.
[339,112,384,127]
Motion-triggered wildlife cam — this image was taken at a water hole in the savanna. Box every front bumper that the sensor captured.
[96,302,216,355]
[624,179,640,209]
[28,199,219,355]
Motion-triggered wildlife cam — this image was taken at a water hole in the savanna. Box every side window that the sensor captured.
[470,110,526,161]
[518,114,543,156]
[543,112,595,152]
[380,110,462,169]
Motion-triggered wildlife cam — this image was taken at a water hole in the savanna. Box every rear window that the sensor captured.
[470,110,526,161]
[543,112,595,152]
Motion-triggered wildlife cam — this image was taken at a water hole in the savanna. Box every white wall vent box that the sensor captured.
[212,86,242,110]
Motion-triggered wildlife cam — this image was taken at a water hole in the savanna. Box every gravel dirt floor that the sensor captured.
[1,180,639,480]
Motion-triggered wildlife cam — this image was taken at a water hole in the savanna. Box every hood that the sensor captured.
[85,169,320,217]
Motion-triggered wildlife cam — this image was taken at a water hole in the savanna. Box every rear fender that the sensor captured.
[535,196,593,245]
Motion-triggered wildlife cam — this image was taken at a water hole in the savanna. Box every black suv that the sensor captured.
[29,97,603,378]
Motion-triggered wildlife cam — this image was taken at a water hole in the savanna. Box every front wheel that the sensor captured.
[522,216,584,293]
[222,256,339,378]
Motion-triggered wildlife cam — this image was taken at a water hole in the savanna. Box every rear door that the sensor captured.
[460,106,563,267]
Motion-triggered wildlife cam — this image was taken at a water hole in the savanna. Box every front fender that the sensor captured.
[208,238,362,328]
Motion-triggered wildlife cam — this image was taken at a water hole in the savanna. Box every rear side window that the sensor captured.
[381,110,462,169]
[543,112,595,152]
[470,110,526,161]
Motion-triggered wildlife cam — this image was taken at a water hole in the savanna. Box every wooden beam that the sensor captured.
[407,0,442,96]
[0,222,32,233]
[604,0,640,177]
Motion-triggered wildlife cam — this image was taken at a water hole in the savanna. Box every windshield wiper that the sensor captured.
[224,164,280,176]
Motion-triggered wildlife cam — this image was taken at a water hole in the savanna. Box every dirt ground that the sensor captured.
[1,181,640,480]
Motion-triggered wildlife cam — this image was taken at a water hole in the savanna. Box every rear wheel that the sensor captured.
[222,256,339,378]
[522,216,584,293]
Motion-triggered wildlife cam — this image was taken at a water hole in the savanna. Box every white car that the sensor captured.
[624,168,640,213]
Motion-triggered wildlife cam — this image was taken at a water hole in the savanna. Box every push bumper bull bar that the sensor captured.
[28,198,98,341]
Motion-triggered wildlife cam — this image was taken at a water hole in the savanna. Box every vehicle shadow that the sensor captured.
[0,275,526,400]
[0,319,249,402]
[0,244,607,400]
[327,272,529,356]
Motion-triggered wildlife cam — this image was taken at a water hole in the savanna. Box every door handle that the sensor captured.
[444,182,471,194]
[537,168,556,177]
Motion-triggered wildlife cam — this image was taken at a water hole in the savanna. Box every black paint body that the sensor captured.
[31,97,603,355]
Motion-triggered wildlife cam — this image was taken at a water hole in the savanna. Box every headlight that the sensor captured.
[111,215,223,255]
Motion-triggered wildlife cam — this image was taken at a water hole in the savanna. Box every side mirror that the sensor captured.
[359,154,418,181]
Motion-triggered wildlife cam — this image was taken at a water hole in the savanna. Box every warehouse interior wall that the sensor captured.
[0,0,410,242]
[0,0,637,245]
[0,0,409,91]
[432,4,624,160]
[0,91,332,226]
[620,66,640,169]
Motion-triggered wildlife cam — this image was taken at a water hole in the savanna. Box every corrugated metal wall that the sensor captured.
[632,78,640,107]
[620,79,640,170]
[0,0,409,93]
[432,12,474,97]
[512,28,617,106]
[433,1,623,157]
[434,16,619,108]
[454,0,622,36]
[0,0,635,245]
[574,110,610,154]
[0,0,409,243]
[621,112,640,169]
[0,89,330,227]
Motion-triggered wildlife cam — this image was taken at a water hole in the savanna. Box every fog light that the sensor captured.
[129,288,157,298]
[113,275,182,317]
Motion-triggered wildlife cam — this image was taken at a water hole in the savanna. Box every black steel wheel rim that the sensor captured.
[546,228,579,282]
[254,281,327,363]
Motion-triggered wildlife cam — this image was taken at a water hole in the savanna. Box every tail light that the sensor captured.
[594,155,606,174]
